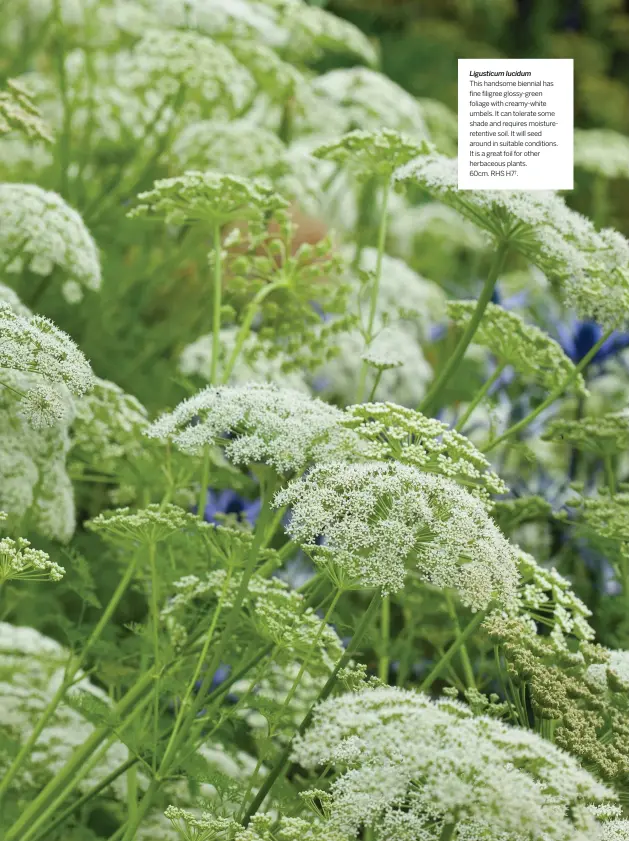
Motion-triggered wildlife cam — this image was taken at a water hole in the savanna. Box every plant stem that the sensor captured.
[158,567,233,774]
[147,542,160,773]
[4,669,155,840]
[419,610,485,693]
[483,329,613,453]
[197,446,211,521]
[444,593,476,689]
[592,174,609,228]
[454,362,506,432]
[221,282,287,384]
[378,594,391,683]
[356,179,391,402]
[210,222,222,385]
[53,0,71,197]
[440,822,457,841]
[282,588,344,711]
[0,555,137,803]
[121,484,281,841]
[30,757,138,841]
[604,455,616,495]
[242,590,382,826]
[420,241,509,415]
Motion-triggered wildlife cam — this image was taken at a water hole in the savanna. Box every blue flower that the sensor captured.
[201,488,262,526]
[556,319,629,365]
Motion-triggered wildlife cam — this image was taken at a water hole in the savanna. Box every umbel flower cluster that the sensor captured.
[4,2,629,841]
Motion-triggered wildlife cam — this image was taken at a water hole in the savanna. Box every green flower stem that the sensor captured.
[120,484,282,841]
[242,589,382,826]
[221,282,288,385]
[367,369,384,402]
[197,446,211,521]
[0,554,138,804]
[604,455,616,495]
[454,362,506,433]
[147,541,160,773]
[592,174,609,229]
[356,178,391,402]
[420,240,510,416]
[210,222,222,385]
[440,822,457,841]
[53,0,71,198]
[378,594,391,683]
[158,567,234,775]
[279,588,343,713]
[483,329,613,453]
[31,757,138,841]
[352,176,379,269]
[444,593,476,690]
[165,482,280,757]
[4,667,155,841]
[419,610,486,693]
[20,730,140,841]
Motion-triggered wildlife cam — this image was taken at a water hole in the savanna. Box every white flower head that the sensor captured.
[179,328,310,392]
[266,0,378,66]
[71,376,149,469]
[312,67,428,137]
[312,129,430,181]
[0,621,140,801]
[0,537,64,583]
[139,0,279,41]
[277,461,519,606]
[170,120,288,179]
[514,549,594,642]
[0,184,101,294]
[124,28,255,115]
[0,387,76,542]
[0,303,93,398]
[293,686,613,841]
[318,323,433,408]
[146,383,356,474]
[343,401,508,498]
[86,503,192,546]
[574,128,629,180]
[129,170,288,230]
[394,153,629,329]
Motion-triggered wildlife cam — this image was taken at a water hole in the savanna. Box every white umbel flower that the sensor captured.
[0,537,64,583]
[146,383,355,474]
[71,377,149,470]
[394,153,629,330]
[318,324,432,408]
[277,461,519,605]
[0,183,101,295]
[292,686,613,841]
[179,329,310,393]
[0,303,93,426]
[139,0,280,42]
[311,68,428,137]
[122,28,255,116]
[169,119,288,178]
[574,128,629,180]
[0,380,76,542]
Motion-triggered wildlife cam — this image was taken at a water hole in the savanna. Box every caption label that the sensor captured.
[458,58,573,190]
